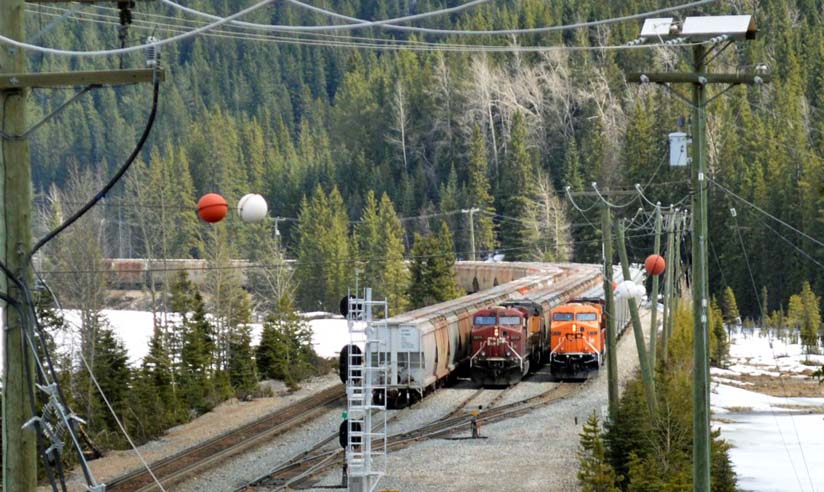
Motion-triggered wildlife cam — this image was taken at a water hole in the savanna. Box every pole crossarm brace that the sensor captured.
[627,72,770,85]
[0,85,97,141]
[0,68,164,90]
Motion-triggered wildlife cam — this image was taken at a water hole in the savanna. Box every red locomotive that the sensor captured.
[469,301,547,386]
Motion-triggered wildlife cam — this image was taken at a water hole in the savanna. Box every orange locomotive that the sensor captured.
[548,299,606,379]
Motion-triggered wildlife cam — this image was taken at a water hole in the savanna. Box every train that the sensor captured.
[364,263,605,406]
[466,267,644,385]
[469,301,545,386]
[548,298,606,379]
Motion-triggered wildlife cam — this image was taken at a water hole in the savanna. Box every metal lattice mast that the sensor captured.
[346,288,387,492]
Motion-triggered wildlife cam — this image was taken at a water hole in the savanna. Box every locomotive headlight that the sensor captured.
[494,328,499,337]
[572,324,577,332]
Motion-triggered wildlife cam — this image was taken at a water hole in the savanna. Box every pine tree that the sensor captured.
[497,112,535,261]
[228,323,257,399]
[256,295,319,390]
[172,273,217,413]
[465,125,496,256]
[408,222,462,309]
[577,412,622,492]
[710,297,728,367]
[721,287,741,326]
[800,282,821,355]
[296,185,352,311]
[378,193,410,315]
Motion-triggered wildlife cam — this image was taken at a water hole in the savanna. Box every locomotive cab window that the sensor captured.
[474,316,497,325]
[552,313,574,321]
[499,316,521,325]
[576,313,597,321]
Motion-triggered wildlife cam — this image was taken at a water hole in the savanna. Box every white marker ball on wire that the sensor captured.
[238,193,268,222]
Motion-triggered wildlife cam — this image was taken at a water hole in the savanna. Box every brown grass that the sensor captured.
[721,373,824,398]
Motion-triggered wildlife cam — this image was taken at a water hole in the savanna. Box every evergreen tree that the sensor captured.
[465,125,496,257]
[172,273,218,413]
[296,185,352,311]
[497,112,536,261]
[710,297,729,367]
[228,324,257,399]
[407,222,462,309]
[577,412,622,492]
[721,287,741,326]
[256,295,319,390]
[800,282,821,355]
[378,193,411,315]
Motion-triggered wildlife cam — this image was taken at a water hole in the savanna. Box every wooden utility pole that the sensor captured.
[648,204,662,370]
[1,2,161,489]
[616,220,656,421]
[601,206,618,417]
[628,15,766,491]
[661,209,676,363]
[1,1,37,490]
[462,207,480,261]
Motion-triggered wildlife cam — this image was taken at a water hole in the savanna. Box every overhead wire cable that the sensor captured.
[158,0,490,33]
[27,66,159,264]
[708,177,824,251]
[261,0,719,35]
[592,182,639,209]
[2,0,277,57]
[21,8,706,54]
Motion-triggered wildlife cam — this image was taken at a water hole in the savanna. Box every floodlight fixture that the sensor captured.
[680,15,756,41]
[638,15,757,42]
[640,17,677,39]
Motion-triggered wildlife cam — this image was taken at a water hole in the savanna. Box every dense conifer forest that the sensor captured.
[26,0,824,318]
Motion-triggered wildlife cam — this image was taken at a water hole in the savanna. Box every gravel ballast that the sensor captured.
[307,309,654,492]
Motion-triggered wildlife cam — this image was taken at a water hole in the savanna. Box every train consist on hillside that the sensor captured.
[467,268,640,385]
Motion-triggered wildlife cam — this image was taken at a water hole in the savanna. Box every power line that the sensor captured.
[2,0,277,57]
[159,0,489,33]
[282,0,720,36]
[22,7,705,54]
[708,177,824,252]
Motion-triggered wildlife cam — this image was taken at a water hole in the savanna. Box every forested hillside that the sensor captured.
[25,0,824,317]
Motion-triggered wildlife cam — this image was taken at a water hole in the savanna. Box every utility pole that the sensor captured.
[601,206,618,417]
[661,209,676,363]
[1,2,162,489]
[616,220,656,421]
[1,1,36,490]
[628,15,766,492]
[461,207,479,261]
[648,204,662,371]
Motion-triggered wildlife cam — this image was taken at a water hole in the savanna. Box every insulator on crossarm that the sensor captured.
[145,36,160,68]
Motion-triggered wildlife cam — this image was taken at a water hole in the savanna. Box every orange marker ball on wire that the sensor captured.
[644,254,666,276]
[197,193,228,223]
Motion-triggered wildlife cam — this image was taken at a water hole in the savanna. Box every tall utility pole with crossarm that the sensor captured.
[1,1,162,490]
[627,15,767,492]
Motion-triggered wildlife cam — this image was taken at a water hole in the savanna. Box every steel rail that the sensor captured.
[104,385,345,492]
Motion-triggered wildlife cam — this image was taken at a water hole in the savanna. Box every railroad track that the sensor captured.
[105,385,344,492]
[240,379,590,491]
